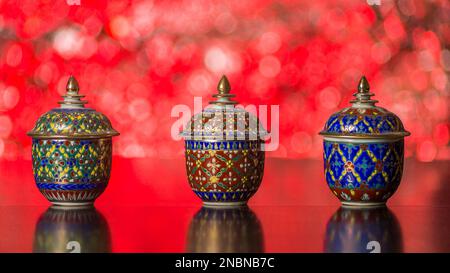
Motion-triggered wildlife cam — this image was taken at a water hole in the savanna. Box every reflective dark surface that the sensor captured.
[33,206,111,253]
[187,206,264,253]
[0,158,449,252]
[324,207,403,253]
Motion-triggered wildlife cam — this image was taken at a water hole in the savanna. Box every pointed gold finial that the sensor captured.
[66,75,80,93]
[210,75,237,105]
[351,76,377,107]
[358,76,370,93]
[58,75,88,108]
[217,75,231,94]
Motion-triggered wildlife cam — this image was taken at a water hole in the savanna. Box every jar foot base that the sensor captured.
[202,201,248,208]
[341,201,386,208]
[50,201,95,208]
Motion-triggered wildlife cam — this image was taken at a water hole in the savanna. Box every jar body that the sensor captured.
[31,137,112,206]
[185,139,265,206]
[323,138,404,206]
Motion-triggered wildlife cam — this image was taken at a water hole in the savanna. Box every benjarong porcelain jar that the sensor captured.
[319,76,410,207]
[181,76,267,207]
[27,76,119,206]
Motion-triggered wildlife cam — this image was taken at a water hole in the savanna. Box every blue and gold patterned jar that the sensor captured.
[319,76,410,207]
[27,76,119,206]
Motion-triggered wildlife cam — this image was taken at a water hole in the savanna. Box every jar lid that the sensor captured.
[27,76,119,139]
[319,76,410,139]
[181,75,268,141]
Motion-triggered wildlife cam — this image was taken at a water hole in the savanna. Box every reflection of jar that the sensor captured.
[181,76,267,207]
[27,76,119,206]
[324,207,403,253]
[187,206,264,253]
[319,76,410,207]
[33,206,111,253]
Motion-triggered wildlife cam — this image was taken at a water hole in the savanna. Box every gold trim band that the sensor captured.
[319,131,410,139]
[27,132,120,139]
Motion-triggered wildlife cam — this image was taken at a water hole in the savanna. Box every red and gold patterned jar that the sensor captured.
[181,76,267,207]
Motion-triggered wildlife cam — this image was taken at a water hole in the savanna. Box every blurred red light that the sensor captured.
[0,0,447,161]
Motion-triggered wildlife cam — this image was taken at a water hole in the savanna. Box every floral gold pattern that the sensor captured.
[322,107,407,136]
[32,138,111,183]
[320,76,409,206]
[28,76,119,206]
[186,140,265,203]
[323,140,404,203]
[29,109,118,138]
[181,76,266,206]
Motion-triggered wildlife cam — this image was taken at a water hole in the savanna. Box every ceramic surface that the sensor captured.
[181,76,267,206]
[320,76,409,206]
[323,140,403,204]
[28,76,119,206]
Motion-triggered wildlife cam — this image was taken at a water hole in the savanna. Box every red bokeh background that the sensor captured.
[0,1,449,253]
[0,0,448,161]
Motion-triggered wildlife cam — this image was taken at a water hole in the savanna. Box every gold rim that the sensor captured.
[319,131,410,139]
[27,132,120,139]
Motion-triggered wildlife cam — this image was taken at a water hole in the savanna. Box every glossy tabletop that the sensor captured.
[0,157,449,253]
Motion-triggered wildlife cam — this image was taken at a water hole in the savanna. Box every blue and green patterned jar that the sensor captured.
[27,76,119,207]
[319,76,410,207]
